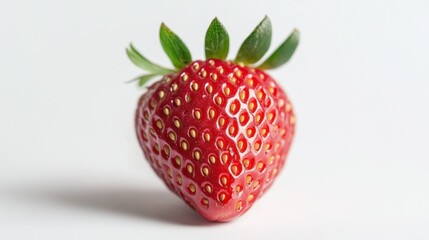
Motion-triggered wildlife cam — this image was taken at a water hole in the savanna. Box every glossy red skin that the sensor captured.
[135,59,295,221]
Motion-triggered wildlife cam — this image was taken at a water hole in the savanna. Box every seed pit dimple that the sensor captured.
[181,73,189,81]
[229,100,240,115]
[193,149,201,161]
[188,128,197,138]
[186,163,194,174]
[188,183,196,194]
[193,109,202,120]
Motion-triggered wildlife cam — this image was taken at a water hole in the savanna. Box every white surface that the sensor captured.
[1,0,429,239]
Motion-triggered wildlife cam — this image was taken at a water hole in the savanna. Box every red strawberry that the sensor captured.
[127,16,299,222]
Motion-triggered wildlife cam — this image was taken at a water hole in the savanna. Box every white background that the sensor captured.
[1,0,428,239]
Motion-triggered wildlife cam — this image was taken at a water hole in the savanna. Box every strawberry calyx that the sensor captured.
[126,16,299,86]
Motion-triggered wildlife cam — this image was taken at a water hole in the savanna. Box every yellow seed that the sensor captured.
[224,87,231,96]
[185,94,191,102]
[253,180,260,189]
[215,96,223,105]
[268,87,275,94]
[290,115,296,124]
[221,154,228,164]
[261,128,267,136]
[257,162,264,171]
[174,98,181,107]
[149,128,156,136]
[254,142,261,151]
[163,145,170,156]
[155,120,163,129]
[173,119,181,128]
[246,175,253,185]
[158,90,165,99]
[193,110,201,119]
[209,155,216,164]
[235,69,242,77]
[217,140,224,149]
[177,175,182,185]
[181,141,189,151]
[208,60,215,66]
[189,183,196,193]
[280,128,286,136]
[154,144,160,152]
[220,176,227,186]
[269,155,275,164]
[218,66,224,74]
[167,168,172,178]
[257,91,263,100]
[189,128,197,138]
[205,184,212,193]
[175,156,182,166]
[259,73,265,79]
[229,126,235,135]
[204,132,211,142]
[264,143,271,151]
[247,78,254,86]
[209,109,215,119]
[246,129,253,137]
[243,159,250,169]
[229,76,237,83]
[181,73,189,81]
[210,73,218,81]
[218,117,225,127]
[202,167,209,176]
[239,115,245,123]
[273,168,278,175]
[219,193,226,202]
[268,113,274,121]
[238,140,244,151]
[187,164,193,174]
[256,114,261,123]
[164,76,172,83]
[193,150,201,160]
[235,201,243,211]
[239,90,247,101]
[202,198,209,206]
[171,83,178,92]
[249,102,255,111]
[230,103,237,113]
[192,82,199,91]
[286,103,292,112]
[168,131,176,142]
[199,70,207,78]
[207,85,213,93]
[231,165,238,175]
[192,62,200,71]
[247,194,254,202]
[163,107,170,116]
[235,185,242,194]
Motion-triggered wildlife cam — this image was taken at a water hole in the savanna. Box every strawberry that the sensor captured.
[127,16,299,222]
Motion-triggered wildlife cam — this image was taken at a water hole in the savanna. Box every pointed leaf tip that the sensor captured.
[235,16,272,65]
[258,29,300,70]
[205,17,230,60]
[159,23,192,69]
[126,44,173,74]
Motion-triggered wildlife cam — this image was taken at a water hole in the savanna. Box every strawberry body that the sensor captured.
[135,59,295,221]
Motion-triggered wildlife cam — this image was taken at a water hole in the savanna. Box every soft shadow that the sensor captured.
[6,184,214,226]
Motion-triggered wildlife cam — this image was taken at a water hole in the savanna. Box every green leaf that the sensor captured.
[258,29,300,70]
[126,44,173,74]
[205,17,229,60]
[235,16,272,65]
[135,73,159,86]
[159,23,192,69]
